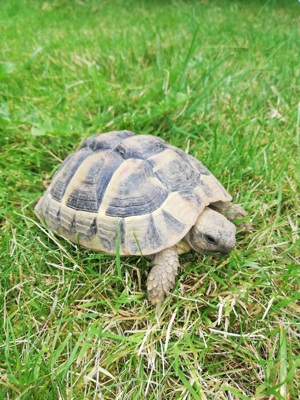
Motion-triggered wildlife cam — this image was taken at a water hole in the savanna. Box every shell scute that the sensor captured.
[95,214,120,254]
[115,134,166,160]
[75,213,97,242]
[81,130,135,151]
[162,210,185,235]
[182,151,211,176]
[45,196,61,231]
[63,150,123,212]
[50,148,92,202]
[143,214,164,250]
[104,159,169,218]
[149,149,200,192]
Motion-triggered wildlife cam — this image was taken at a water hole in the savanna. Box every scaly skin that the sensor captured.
[147,246,179,310]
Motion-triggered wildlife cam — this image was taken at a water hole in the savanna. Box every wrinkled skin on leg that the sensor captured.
[147,246,179,310]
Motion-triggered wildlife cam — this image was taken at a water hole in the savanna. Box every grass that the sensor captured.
[0,0,299,398]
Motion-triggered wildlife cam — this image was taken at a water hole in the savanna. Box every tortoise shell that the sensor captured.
[35,131,231,255]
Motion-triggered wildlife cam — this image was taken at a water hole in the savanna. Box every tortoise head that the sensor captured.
[185,207,236,255]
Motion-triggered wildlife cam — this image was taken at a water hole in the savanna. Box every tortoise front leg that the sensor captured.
[210,201,252,233]
[147,246,179,310]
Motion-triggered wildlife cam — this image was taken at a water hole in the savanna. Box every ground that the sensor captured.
[0,0,299,399]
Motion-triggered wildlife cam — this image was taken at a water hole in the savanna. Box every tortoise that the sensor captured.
[35,130,249,309]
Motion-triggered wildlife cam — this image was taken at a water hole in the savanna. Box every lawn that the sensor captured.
[0,0,299,399]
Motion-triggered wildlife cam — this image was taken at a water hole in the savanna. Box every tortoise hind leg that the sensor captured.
[147,246,179,310]
[210,201,253,233]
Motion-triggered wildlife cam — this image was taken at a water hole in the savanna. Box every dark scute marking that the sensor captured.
[99,236,115,253]
[55,207,61,228]
[128,241,139,255]
[119,219,125,248]
[50,149,92,201]
[153,150,200,192]
[47,203,61,230]
[106,187,169,217]
[179,190,203,206]
[114,135,166,160]
[66,150,123,212]
[197,179,213,197]
[106,161,169,217]
[144,215,163,249]
[90,217,97,235]
[162,210,185,234]
[182,151,211,176]
[41,196,51,221]
[195,161,211,176]
[81,131,136,152]
[97,224,117,253]
[61,213,76,236]
[114,144,148,160]
[79,217,97,242]
[70,214,76,235]
[67,187,98,212]
[92,151,123,207]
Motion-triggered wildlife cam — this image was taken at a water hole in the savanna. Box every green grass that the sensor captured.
[1,0,299,399]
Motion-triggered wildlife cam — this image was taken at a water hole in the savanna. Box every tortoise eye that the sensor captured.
[204,235,217,245]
